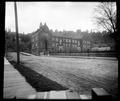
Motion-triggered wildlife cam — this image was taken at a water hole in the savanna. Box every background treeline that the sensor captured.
[5,30,31,53]
[5,28,115,53]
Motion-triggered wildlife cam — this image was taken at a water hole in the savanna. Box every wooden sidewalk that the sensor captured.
[3,57,36,99]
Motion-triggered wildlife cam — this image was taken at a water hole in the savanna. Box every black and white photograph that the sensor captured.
[4,1,118,100]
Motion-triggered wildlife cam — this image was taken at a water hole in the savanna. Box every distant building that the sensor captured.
[91,41,115,51]
[30,23,91,55]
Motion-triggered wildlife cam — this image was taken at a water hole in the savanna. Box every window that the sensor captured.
[88,41,90,44]
[77,47,81,50]
[83,41,85,44]
[36,36,38,41]
[63,38,65,42]
[35,43,37,47]
[34,35,37,41]
[69,39,71,42]
[56,38,58,41]
[52,43,55,47]
[52,37,55,41]
[32,44,34,48]
[66,39,69,43]
[72,40,74,43]
[32,38,34,42]
[67,39,69,42]
[59,39,62,45]
[64,38,66,42]
[59,39,62,42]
[56,43,58,47]
[34,37,35,41]
[83,40,85,44]
[74,45,77,47]
[66,39,68,42]
[83,45,87,48]
[78,41,80,46]
[75,40,77,43]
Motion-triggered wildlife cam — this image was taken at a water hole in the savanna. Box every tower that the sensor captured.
[39,22,42,28]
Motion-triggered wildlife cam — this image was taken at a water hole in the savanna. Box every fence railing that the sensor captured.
[49,51,116,57]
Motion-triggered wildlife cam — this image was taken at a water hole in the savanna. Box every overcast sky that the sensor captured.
[5,2,99,34]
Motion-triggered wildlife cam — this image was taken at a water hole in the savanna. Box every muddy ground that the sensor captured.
[6,52,118,98]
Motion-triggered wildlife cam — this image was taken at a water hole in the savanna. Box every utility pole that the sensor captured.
[14,2,20,65]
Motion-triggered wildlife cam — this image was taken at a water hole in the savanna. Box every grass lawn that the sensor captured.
[6,52,118,98]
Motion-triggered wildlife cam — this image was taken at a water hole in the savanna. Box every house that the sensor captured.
[30,23,91,55]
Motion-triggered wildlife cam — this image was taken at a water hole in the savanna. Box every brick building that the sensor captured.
[30,23,91,55]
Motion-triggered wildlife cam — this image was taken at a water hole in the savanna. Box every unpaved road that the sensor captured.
[6,52,118,97]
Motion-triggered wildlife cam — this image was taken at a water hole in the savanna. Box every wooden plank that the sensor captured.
[4,75,25,80]
[4,66,15,70]
[27,94,36,99]
[4,80,26,86]
[4,81,28,88]
[4,84,33,92]
[3,90,16,98]
[15,87,36,98]
[80,94,92,100]
[4,74,23,78]
[4,70,20,74]
[36,92,45,99]
[4,71,21,76]
[4,69,19,72]
[44,92,50,99]
[4,83,36,99]
[66,90,80,99]
[4,77,25,82]
[49,91,67,99]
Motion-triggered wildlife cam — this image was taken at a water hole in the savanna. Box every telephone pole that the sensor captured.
[14,2,20,65]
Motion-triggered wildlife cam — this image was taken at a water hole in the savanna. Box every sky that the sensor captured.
[5,2,100,34]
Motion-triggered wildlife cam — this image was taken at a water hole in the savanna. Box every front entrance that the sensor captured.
[43,39,49,55]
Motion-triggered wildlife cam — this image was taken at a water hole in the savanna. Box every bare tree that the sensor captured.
[94,2,116,34]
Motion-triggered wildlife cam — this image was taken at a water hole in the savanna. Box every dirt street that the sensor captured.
[6,52,118,98]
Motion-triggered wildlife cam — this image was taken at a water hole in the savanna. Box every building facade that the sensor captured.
[30,23,91,55]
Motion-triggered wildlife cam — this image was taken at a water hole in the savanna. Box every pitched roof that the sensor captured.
[51,32,83,39]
